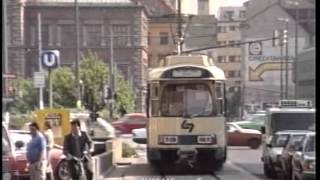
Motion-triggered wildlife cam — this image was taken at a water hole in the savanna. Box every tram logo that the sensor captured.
[181,120,194,133]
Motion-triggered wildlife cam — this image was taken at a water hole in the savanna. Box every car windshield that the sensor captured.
[160,84,213,117]
[9,132,32,151]
[271,134,289,147]
[271,113,315,133]
[305,135,315,152]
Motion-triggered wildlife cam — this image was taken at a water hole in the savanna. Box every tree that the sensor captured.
[80,52,108,112]
[9,78,37,114]
[51,67,77,108]
[115,74,135,115]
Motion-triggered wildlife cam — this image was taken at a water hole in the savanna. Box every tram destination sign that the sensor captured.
[172,69,202,78]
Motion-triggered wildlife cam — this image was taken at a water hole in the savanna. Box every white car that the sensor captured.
[132,128,147,144]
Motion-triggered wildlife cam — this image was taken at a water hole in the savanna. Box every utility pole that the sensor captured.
[284,21,289,99]
[75,0,81,109]
[109,26,115,120]
[3,0,8,93]
[37,13,44,109]
[177,0,183,54]
[3,0,9,115]
[294,3,299,98]
[280,34,283,100]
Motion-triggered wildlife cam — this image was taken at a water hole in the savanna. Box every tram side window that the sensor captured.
[215,81,224,115]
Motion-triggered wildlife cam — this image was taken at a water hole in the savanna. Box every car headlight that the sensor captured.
[304,160,316,171]
[197,135,216,144]
[159,135,178,144]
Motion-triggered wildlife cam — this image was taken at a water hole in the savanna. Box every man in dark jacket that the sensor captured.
[63,119,93,180]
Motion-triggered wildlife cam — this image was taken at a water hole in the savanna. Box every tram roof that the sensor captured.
[148,55,225,81]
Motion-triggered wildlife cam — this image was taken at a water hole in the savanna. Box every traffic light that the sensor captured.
[282,29,288,44]
[104,87,112,100]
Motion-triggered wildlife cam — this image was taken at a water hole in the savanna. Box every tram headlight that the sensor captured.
[197,135,216,144]
[159,135,178,144]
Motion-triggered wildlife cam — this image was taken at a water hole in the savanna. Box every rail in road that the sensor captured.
[99,160,264,180]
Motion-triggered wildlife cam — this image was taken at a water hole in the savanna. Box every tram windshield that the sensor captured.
[160,83,214,117]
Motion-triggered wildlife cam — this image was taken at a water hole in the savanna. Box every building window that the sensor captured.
[218,26,227,33]
[235,80,241,85]
[112,24,130,47]
[228,71,241,78]
[148,32,151,45]
[229,41,236,47]
[218,41,227,46]
[229,25,237,31]
[84,25,102,47]
[239,10,246,18]
[60,24,76,47]
[30,25,36,46]
[42,24,52,47]
[159,32,169,45]
[229,87,235,93]
[117,63,130,81]
[198,0,209,15]
[224,11,234,20]
[229,56,237,62]
[217,56,227,63]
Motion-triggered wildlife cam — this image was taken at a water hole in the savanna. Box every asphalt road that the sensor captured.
[102,135,273,180]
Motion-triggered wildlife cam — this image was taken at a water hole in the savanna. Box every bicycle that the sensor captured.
[66,153,88,180]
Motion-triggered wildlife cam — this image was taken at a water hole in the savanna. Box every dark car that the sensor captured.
[291,132,315,180]
[112,113,147,134]
[227,122,262,149]
[279,130,313,180]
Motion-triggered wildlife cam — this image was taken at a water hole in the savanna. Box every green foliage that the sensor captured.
[9,113,35,130]
[115,75,135,115]
[9,78,37,114]
[122,143,137,158]
[51,67,77,108]
[80,52,108,111]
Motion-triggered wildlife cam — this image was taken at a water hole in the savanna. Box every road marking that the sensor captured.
[219,160,262,180]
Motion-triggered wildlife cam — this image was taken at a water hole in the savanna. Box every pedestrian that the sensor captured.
[26,121,47,180]
[63,119,93,180]
[43,120,54,180]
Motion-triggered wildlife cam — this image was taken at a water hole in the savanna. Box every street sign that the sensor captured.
[33,72,46,88]
[35,109,70,145]
[41,50,60,69]
[2,97,15,103]
[3,73,17,79]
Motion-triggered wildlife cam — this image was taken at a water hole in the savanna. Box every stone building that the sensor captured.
[7,0,149,112]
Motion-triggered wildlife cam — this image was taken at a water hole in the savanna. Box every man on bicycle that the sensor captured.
[63,119,93,180]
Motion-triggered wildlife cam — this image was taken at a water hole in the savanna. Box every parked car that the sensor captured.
[2,122,18,180]
[112,113,147,134]
[8,130,68,180]
[291,132,315,180]
[262,130,292,178]
[132,128,147,144]
[279,130,313,180]
[226,122,262,149]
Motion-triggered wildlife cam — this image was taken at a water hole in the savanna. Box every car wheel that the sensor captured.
[248,139,260,149]
[55,160,70,180]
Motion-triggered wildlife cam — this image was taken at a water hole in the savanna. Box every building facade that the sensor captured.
[212,7,246,117]
[22,0,148,112]
[241,0,314,112]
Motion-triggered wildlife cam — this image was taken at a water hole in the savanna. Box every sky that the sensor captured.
[213,0,249,15]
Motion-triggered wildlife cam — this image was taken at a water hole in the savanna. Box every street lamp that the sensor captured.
[286,1,299,98]
[277,18,289,99]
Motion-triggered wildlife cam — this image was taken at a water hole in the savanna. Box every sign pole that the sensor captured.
[38,13,44,109]
[49,69,53,108]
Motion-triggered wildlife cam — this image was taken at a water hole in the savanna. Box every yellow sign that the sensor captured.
[249,62,291,81]
[35,109,70,145]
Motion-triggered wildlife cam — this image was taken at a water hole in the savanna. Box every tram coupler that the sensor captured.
[176,149,198,168]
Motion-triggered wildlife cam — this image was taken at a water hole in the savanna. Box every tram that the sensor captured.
[146,54,228,172]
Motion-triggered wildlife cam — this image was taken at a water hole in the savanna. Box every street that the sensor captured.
[102,136,272,180]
